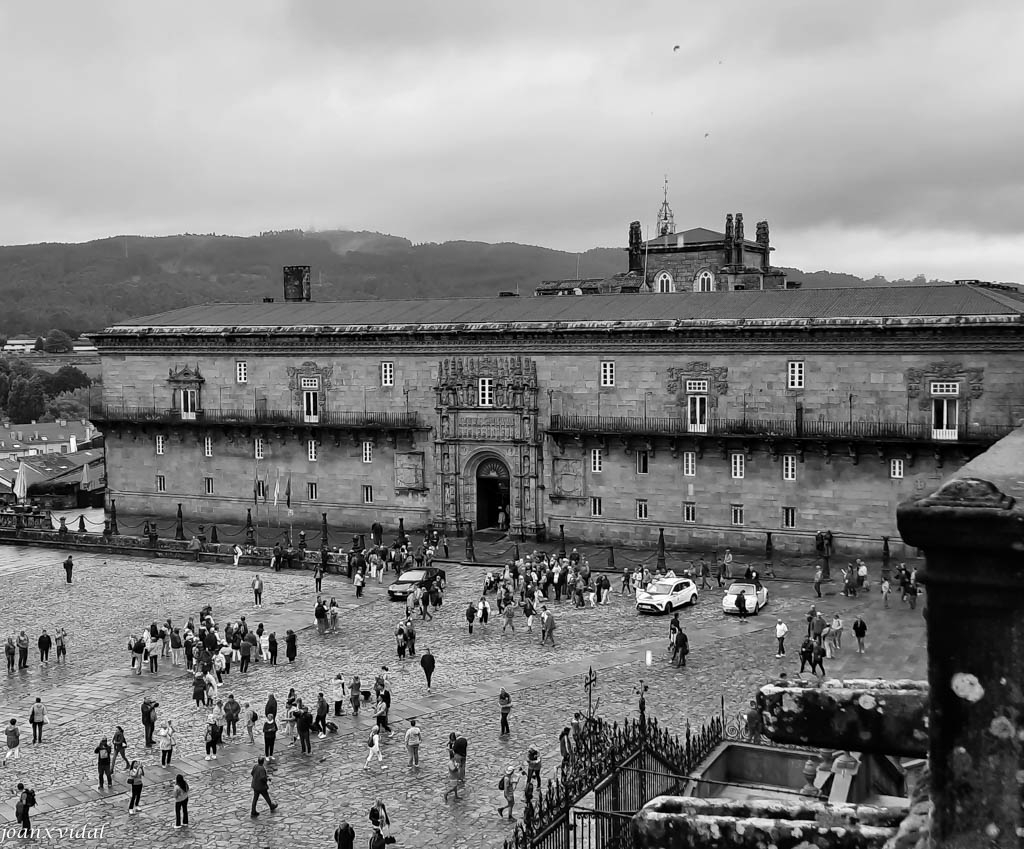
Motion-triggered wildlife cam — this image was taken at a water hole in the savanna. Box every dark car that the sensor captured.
[387,566,447,600]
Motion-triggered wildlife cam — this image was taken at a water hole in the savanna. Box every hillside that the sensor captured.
[0,229,950,336]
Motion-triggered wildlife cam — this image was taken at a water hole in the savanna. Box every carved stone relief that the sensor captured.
[666,362,729,409]
[395,452,425,490]
[436,356,538,409]
[905,362,984,411]
[551,457,584,497]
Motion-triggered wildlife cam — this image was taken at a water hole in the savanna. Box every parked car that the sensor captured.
[635,577,698,615]
[387,566,447,600]
[721,581,768,615]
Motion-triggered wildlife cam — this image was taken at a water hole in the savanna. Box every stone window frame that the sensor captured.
[203,476,215,496]
[362,484,374,504]
[694,270,715,292]
[590,496,603,517]
[235,361,248,384]
[306,481,319,501]
[636,450,649,475]
[731,503,745,526]
[787,360,805,390]
[380,361,395,387]
[683,501,696,523]
[203,436,213,458]
[782,506,796,529]
[682,451,696,477]
[600,361,615,387]
[591,448,603,473]
[155,474,166,493]
[307,439,318,462]
[731,452,745,479]
[654,270,675,293]
[890,458,905,480]
[782,454,797,481]
[478,377,495,407]
[254,438,264,460]
[635,499,649,520]
[155,435,166,455]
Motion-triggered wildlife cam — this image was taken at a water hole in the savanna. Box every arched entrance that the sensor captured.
[475,457,510,531]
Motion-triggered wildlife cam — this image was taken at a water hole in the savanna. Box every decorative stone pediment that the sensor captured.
[905,362,983,410]
[436,356,538,409]
[666,362,729,408]
[167,364,204,384]
[286,361,335,391]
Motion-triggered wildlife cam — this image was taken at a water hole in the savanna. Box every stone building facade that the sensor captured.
[89,281,1024,558]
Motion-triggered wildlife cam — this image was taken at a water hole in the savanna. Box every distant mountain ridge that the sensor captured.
[0,228,951,336]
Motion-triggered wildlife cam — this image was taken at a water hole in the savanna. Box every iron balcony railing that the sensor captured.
[548,414,1016,443]
[90,405,424,429]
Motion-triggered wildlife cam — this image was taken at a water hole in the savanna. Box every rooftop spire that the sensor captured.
[656,175,675,237]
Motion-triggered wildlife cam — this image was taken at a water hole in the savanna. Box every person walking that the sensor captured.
[672,628,689,668]
[881,578,891,608]
[465,602,477,635]
[5,637,14,672]
[404,718,421,768]
[497,765,521,820]
[540,607,556,646]
[157,720,175,766]
[268,632,278,665]
[126,760,145,814]
[525,746,542,790]
[173,774,189,829]
[364,725,387,770]
[810,640,826,677]
[315,693,330,739]
[4,719,21,766]
[498,688,512,736]
[95,737,113,789]
[420,648,435,694]
[775,619,789,657]
[29,698,47,743]
[16,783,36,834]
[852,616,867,654]
[63,555,74,584]
[112,725,129,769]
[501,601,516,635]
[813,566,823,599]
[798,638,814,675]
[250,757,277,817]
[453,734,468,784]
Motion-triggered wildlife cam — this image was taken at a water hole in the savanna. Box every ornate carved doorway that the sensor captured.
[475,458,510,530]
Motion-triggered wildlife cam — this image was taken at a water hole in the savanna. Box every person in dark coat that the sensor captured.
[250,757,277,817]
[62,556,74,583]
[420,648,436,693]
[285,630,297,663]
[265,693,278,720]
[334,820,356,849]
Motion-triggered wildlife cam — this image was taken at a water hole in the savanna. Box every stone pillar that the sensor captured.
[897,428,1024,849]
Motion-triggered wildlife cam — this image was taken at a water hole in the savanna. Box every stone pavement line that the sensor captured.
[0,613,769,824]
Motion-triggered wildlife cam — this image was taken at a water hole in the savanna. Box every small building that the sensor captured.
[0,448,105,509]
[0,419,100,461]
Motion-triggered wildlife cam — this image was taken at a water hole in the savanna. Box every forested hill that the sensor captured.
[0,228,946,336]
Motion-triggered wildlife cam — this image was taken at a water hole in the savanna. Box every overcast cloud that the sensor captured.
[1,1,1022,281]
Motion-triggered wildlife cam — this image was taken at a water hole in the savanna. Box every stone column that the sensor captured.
[897,428,1024,849]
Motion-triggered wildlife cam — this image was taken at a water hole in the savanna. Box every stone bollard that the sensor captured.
[897,427,1024,849]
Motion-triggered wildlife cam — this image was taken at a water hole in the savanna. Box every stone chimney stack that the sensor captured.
[282,266,312,302]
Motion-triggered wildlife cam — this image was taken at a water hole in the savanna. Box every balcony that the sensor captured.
[547,414,1016,445]
[91,405,425,431]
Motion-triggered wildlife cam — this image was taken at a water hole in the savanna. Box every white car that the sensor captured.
[721,581,768,615]
[635,577,698,615]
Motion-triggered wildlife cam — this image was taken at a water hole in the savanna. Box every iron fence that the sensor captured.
[89,405,423,429]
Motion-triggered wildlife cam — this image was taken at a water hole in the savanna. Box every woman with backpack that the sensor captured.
[497,765,521,819]
[203,714,221,760]
[95,737,113,790]
[126,760,145,814]
[364,725,387,771]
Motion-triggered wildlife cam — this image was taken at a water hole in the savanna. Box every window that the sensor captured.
[591,497,603,517]
[636,499,649,520]
[685,379,709,394]
[636,450,649,475]
[731,453,745,479]
[362,441,373,464]
[380,361,395,387]
[179,388,199,421]
[307,482,318,501]
[655,271,675,293]
[782,454,797,481]
[307,440,318,462]
[930,381,960,396]
[155,435,166,455]
[235,361,248,383]
[787,361,805,390]
[254,438,264,460]
[256,479,267,500]
[362,485,374,504]
[155,474,166,493]
[203,436,213,458]
[695,270,714,292]
[478,377,494,407]
[203,476,215,495]
[600,361,615,387]
[932,397,959,440]
[301,376,320,423]
[683,501,696,523]
[687,394,708,433]
[682,451,696,477]
[782,507,796,529]
[731,504,744,525]
[590,448,603,473]
[890,458,905,479]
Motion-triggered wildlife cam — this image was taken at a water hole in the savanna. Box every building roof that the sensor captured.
[0,449,104,490]
[0,420,97,451]
[94,285,1024,338]
[643,227,762,249]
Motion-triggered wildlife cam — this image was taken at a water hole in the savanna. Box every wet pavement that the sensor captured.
[0,540,926,847]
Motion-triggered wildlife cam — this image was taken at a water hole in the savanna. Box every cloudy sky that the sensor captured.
[2,1,1022,281]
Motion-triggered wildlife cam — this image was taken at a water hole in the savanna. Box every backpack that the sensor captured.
[498,775,506,790]
[134,638,146,654]
[24,789,35,808]
[367,728,376,749]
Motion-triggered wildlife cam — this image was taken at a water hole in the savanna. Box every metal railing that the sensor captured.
[89,405,423,429]
[548,414,1015,443]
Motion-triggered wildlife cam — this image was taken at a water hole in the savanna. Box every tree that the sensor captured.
[33,337,44,352]
[43,387,91,422]
[0,372,9,411]
[6,376,46,422]
[41,365,91,397]
[43,329,73,353]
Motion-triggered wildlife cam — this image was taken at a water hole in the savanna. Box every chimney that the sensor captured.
[283,266,312,302]
[69,434,77,453]
[627,221,643,274]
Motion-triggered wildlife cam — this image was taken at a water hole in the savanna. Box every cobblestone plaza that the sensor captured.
[0,546,926,847]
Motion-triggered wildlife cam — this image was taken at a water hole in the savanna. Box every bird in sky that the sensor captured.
[704,133,710,138]
[673,45,680,52]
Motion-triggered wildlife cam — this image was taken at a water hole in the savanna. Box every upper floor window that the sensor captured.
[591,448,603,473]
[930,381,959,396]
[300,377,320,423]
[695,271,714,292]
[655,271,675,293]
[787,361,805,390]
[890,458,905,479]
[685,379,708,394]
[782,454,797,481]
[636,499,649,520]
[600,361,615,387]
[155,435,166,455]
[203,476,215,496]
[380,362,395,387]
[254,438,264,460]
[307,439,318,462]
[203,436,213,458]
[362,441,373,464]
[682,451,696,477]
[179,388,199,421]
[636,450,649,475]
[731,452,745,479]
[307,481,319,501]
[235,361,248,384]
[478,377,494,407]
[591,497,603,517]
[155,474,166,493]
